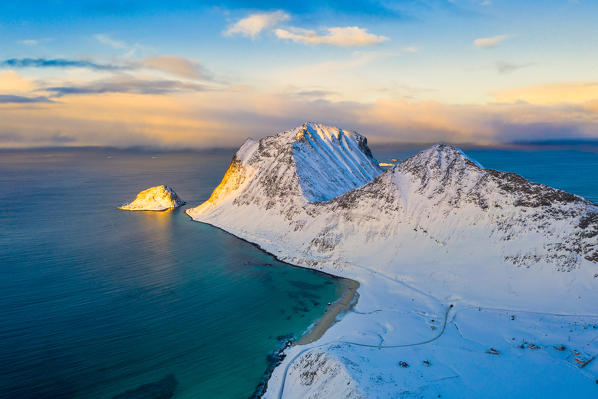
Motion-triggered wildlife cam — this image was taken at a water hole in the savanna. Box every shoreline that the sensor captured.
[184,213,361,395]
[184,210,354,281]
[185,213,362,345]
[295,278,360,346]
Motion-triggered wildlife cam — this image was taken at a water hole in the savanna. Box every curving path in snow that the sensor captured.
[276,303,454,399]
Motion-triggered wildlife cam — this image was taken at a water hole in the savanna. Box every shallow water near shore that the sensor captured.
[0,149,345,399]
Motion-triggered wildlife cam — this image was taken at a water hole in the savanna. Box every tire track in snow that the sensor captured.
[276,304,454,399]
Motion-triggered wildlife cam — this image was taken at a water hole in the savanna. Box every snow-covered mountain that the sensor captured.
[187,123,598,398]
[188,122,380,215]
[119,185,185,211]
[187,122,597,312]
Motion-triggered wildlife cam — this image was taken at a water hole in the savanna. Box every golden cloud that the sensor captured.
[1,71,597,148]
[274,26,389,47]
[0,70,37,93]
[493,82,598,105]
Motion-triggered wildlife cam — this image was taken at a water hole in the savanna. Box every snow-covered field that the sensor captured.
[187,123,598,397]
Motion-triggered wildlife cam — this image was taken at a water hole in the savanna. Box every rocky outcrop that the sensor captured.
[119,185,185,211]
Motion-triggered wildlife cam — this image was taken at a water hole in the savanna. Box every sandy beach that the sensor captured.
[295,278,360,346]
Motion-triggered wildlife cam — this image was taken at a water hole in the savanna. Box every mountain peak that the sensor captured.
[396,144,485,184]
[415,143,484,169]
[187,123,381,219]
[294,122,366,144]
[291,123,381,202]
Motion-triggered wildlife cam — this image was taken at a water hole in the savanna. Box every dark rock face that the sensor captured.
[112,374,177,399]
[487,169,580,207]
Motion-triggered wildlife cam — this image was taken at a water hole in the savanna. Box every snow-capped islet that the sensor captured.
[119,185,185,211]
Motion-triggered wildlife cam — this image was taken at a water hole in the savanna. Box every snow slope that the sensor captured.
[186,124,598,398]
[119,185,185,211]
[187,122,381,217]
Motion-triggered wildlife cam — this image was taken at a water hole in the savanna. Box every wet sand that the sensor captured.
[295,278,360,345]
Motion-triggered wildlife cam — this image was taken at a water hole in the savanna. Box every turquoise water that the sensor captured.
[0,149,343,399]
[1,145,597,399]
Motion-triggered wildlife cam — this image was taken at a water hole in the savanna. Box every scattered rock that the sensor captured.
[423,360,431,367]
[554,345,566,351]
[398,361,409,368]
[528,344,541,350]
[487,348,500,355]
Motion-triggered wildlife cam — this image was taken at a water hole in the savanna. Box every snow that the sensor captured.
[119,185,185,211]
[186,124,598,398]
[293,123,381,202]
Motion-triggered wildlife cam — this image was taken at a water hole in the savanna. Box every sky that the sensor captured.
[1,0,597,148]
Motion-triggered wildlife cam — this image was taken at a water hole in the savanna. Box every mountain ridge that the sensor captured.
[187,123,598,312]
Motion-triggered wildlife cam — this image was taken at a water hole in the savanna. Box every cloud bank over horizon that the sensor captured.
[2,67,598,149]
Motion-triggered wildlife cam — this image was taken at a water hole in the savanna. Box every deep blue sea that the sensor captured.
[1,144,597,399]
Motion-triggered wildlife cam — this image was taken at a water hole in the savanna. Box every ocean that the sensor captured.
[1,143,596,399]
[0,149,344,399]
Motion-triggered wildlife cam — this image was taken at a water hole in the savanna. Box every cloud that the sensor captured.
[474,34,512,49]
[267,50,399,100]
[19,39,40,46]
[0,70,37,93]
[492,81,598,105]
[19,38,51,46]
[44,76,206,96]
[224,10,389,47]
[0,95,54,104]
[274,26,389,47]
[0,91,228,148]
[94,33,147,58]
[224,11,289,38]
[495,61,533,74]
[3,83,598,149]
[292,89,337,98]
[94,33,127,49]
[3,56,213,80]
[2,58,125,71]
[141,56,212,80]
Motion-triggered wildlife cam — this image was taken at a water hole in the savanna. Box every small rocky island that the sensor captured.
[119,185,185,211]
